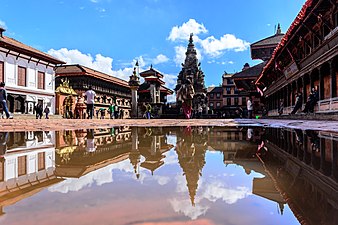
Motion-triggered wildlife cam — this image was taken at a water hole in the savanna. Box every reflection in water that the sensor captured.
[0,127,336,225]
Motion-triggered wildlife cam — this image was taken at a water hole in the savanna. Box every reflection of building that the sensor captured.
[256,1,338,115]
[131,127,174,176]
[262,128,338,224]
[55,64,132,118]
[0,28,65,114]
[175,34,208,112]
[175,127,207,206]
[0,131,62,215]
[55,128,132,178]
[138,66,173,117]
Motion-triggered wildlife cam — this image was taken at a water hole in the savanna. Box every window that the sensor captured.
[38,152,45,171]
[210,93,214,99]
[0,61,4,83]
[37,71,45,89]
[242,97,246,106]
[235,97,239,105]
[18,66,27,87]
[226,87,231,94]
[18,156,27,176]
[209,103,214,108]
[234,88,239,94]
[216,102,221,108]
[227,79,233,84]
[227,98,231,105]
[216,93,221,98]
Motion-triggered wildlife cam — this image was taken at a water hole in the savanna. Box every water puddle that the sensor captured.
[0,127,337,225]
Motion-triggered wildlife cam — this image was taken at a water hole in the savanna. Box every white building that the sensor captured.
[0,27,64,115]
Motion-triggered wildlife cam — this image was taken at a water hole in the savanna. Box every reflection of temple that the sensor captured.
[130,127,174,177]
[0,131,62,215]
[262,128,338,224]
[175,127,207,206]
[175,34,208,111]
[55,127,132,178]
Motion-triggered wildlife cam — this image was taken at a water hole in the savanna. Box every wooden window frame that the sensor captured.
[18,155,27,176]
[37,71,45,89]
[18,66,27,87]
[0,61,4,83]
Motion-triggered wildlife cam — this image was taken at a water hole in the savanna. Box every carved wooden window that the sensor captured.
[235,97,239,105]
[38,152,45,171]
[18,155,27,176]
[37,71,45,89]
[0,61,4,83]
[227,98,231,106]
[18,66,27,87]
[242,97,246,106]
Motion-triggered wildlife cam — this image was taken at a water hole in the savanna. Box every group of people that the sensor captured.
[278,86,319,115]
[34,103,50,119]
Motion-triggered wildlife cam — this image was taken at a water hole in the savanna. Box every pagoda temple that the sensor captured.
[175,34,208,112]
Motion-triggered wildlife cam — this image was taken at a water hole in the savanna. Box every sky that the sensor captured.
[0,0,305,100]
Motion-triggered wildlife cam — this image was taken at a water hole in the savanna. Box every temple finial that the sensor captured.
[276,23,282,35]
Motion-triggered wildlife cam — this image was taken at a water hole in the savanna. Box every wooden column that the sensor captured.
[286,85,290,107]
[332,140,338,181]
[302,76,307,103]
[330,60,337,98]
[319,68,324,100]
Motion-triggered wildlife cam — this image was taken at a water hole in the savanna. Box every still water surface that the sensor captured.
[0,127,337,225]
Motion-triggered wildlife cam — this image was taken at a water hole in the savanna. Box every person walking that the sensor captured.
[145,103,152,119]
[85,86,96,119]
[109,103,115,119]
[247,97,253,119]
[35,103,43,119]
[0,82,11,119]
[44,106,50,119]
[291,92,303,114]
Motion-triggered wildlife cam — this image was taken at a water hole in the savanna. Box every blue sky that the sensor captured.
[0,0,305,99]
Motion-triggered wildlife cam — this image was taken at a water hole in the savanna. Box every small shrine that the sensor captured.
[55,78,78,118]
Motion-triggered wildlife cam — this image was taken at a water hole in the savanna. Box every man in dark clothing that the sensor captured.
[0,82,11,119]
[303,87,318,113]
[291,92,303,114]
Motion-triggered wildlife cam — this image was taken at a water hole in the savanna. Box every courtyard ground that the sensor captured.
[0,118,337,132]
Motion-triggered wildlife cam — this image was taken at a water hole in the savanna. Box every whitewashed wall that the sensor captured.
[0,48,57,114]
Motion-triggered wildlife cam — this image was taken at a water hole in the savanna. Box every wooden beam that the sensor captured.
[301,23,323,41]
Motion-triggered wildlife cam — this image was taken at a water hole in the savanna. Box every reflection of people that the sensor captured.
[86,129,96,152]
[306,130,320,152]
[177,79,195,119]
[85,86,96,119]
[294,129,303,145]
[247,128,253,139]
[278,99,284,115]
[0,132,9,156]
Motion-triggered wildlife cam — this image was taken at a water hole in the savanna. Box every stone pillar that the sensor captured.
[330,60,337,98]
[130,87,138,118]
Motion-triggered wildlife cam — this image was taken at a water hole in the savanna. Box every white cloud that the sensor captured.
[170,198,209,220]
[168,19,250,59]
[202,181,251,204]
[48,48,134,81]
[153,54,169,65]
[228,61,234,64]
[200,34,250,57]
[90,0,99,3]
[0,20,7,29]
[168,19,208,42]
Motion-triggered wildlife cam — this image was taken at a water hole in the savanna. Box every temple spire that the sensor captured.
[276,23,282,35]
